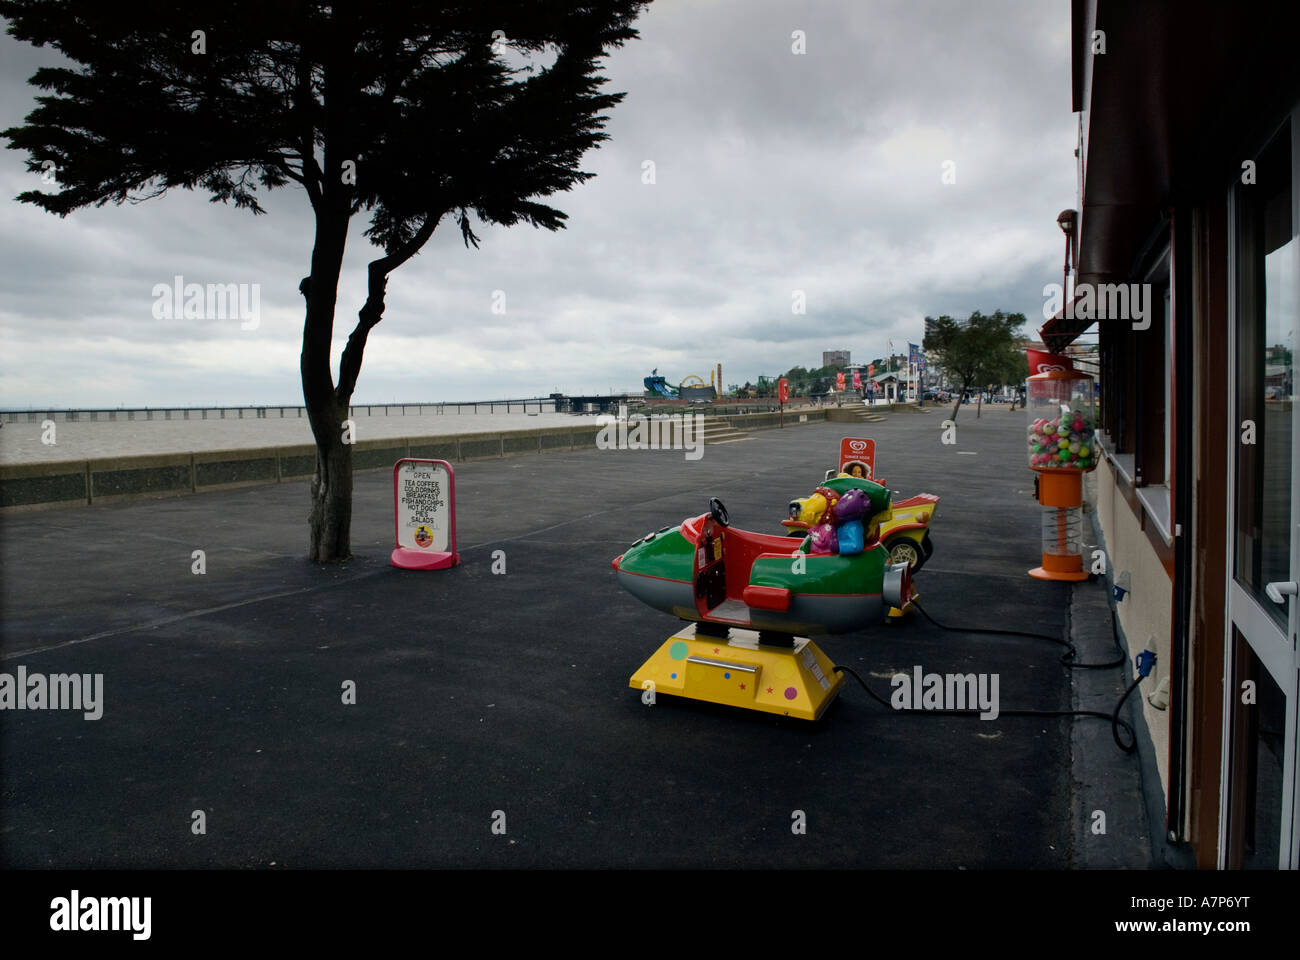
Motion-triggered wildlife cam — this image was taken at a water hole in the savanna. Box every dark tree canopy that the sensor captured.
[3,0,651,561]
[3,0,647,245]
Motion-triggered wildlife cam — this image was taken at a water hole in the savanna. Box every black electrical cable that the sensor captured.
[831,663,1140,753]
[834,591,1144,752]
[912,599,1125,670]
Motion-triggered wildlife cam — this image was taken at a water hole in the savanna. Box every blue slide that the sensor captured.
[643,373,678,398]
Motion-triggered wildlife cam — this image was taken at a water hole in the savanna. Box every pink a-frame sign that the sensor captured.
[391,459,460,570]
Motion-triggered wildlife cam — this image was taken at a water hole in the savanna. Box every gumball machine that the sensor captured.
[1025,369,1096,581]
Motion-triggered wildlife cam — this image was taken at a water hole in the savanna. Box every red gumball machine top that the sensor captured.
[1026,369,1097,473]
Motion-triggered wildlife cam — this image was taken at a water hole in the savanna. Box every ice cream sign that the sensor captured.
[838,437,876,478]
[391,458,460,570]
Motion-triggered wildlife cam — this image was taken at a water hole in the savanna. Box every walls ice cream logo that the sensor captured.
[1025,348,1074,375]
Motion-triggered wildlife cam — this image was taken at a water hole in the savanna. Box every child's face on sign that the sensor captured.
[850,464,865,478]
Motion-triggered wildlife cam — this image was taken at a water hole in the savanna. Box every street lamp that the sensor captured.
[1056,209,1077,295]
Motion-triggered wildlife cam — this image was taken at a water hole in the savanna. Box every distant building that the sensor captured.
[822,350,850,368]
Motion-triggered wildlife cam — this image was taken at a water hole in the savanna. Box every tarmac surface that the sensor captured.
[0,406,1152,868]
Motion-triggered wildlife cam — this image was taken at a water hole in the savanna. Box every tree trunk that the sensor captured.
[950,380,969,422]
[301,204,352,562]
[307,400,354,562]
[300,208,440,562]
[976,391,982,419]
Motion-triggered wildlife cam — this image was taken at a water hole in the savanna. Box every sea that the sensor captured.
[0,407,592,465]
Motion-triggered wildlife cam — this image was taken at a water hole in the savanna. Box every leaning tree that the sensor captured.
[3,0,650,560]
[922,310,1027,421]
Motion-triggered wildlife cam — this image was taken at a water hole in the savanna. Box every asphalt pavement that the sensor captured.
[0,405,1151,868]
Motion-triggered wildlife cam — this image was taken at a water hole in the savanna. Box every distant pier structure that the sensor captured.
[0,394,636,423]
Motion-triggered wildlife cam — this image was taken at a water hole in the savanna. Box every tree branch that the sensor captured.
[334,211,443,403]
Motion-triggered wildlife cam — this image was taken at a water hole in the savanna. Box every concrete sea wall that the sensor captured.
[1,410,831,511]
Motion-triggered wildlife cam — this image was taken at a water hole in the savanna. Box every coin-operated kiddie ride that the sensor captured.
[1025,369,1097,580]
[611,475,914,720]
[788,436,941,587]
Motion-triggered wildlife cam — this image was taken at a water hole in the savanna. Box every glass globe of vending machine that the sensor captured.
[1026,370,1097,472]
[1025,369,1096,581]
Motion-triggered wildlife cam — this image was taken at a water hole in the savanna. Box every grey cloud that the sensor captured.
[1,0,1073,406]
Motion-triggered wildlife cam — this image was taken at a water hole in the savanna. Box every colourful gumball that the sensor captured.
[1078,445,1090,458]
[1058,450,1070,461]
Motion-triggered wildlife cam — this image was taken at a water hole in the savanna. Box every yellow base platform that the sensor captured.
[630,623,844,721]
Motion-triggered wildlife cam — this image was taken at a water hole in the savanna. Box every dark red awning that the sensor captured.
[1039,296,1091,353]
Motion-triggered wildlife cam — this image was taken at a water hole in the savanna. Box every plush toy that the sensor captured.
[795,493,828,528]
[837,518,865,555]
[834,488,868,523]
[808,523,838,555]
[813,486,840,524]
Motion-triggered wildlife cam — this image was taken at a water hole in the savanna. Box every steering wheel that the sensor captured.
[708,497,730,527]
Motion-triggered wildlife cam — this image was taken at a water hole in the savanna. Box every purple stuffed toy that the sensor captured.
[834,488,869,523]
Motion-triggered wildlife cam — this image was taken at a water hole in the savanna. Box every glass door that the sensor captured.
[1224,109,1300,869]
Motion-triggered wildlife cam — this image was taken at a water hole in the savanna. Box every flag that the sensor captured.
[1026,348,1074,374]
[908,342,920,364]
[852,369,861,389]
[836,371,845,390]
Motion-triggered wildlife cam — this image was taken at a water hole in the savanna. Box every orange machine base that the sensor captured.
[1028,565,1089,582]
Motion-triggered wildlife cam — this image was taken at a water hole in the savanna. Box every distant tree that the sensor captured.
[922,310,1026,420]
[996,348,1031,408]
[3,0,650,561]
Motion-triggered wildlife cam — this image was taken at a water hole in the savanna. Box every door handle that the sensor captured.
[1265,581,1298,604]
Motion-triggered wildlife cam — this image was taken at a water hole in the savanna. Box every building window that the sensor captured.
[1232,118,1295,627]
[1095,234,1175,539]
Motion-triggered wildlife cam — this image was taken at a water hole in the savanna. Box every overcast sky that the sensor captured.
[0,0,1074,407]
